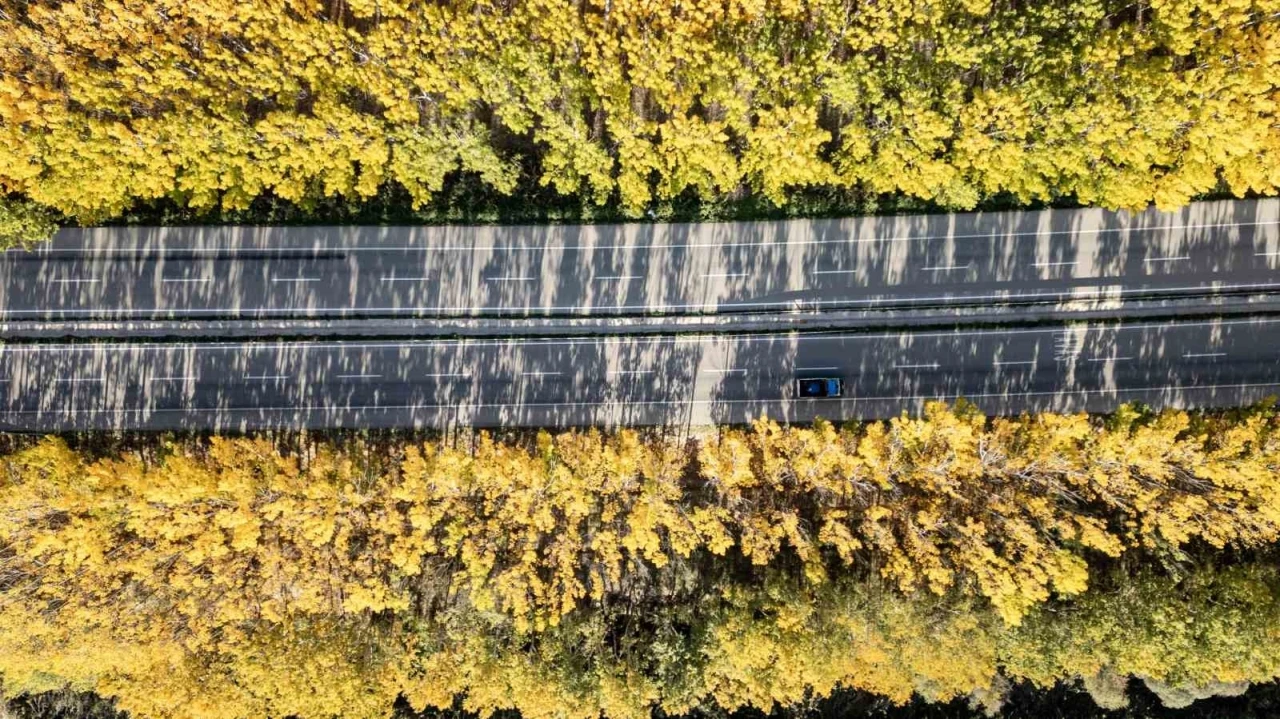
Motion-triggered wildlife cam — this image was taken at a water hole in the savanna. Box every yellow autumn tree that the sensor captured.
[1,0,1276,225]
[698,401,1280,623]
[3,404,1280,719]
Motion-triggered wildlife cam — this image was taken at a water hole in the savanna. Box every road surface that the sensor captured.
[3,199,1278,320]
[2,317,1277,430]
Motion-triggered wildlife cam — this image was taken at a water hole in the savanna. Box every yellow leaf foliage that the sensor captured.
[1,0,1277,221]
[2,403,1280,718]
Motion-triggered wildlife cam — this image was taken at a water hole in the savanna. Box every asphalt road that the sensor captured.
[3,199,1278,320]
[3,317,1278,430]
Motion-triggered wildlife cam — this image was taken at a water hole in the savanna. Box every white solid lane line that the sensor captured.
[42,355,1190,387]
[87,348,1218,388]
[18,217,1278,255]
[812,269,858,275]
[702,272,750,278]
[1144,256,1191,262]
[53,377,104,383]
[271,277,320,282]
[14,382,1280,418]
[161,278,212,283]
[486,276,535,282]
[380,276,434,282]
[49,278,100,284]
[920,264,970,272]
[245,374,291,380]
[595,275,642,281]
[1032,261,1080,267]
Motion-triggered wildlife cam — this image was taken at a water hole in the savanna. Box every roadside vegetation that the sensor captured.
[0,197,57,250]
[1,0,1277,241]
[3,402,1280,719]
[8,680,1280,719]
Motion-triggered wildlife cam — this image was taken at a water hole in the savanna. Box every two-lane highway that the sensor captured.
[3,317,1278,430]
[3,199,1279,320]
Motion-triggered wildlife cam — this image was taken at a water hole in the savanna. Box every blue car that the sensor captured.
[795,377,842,398]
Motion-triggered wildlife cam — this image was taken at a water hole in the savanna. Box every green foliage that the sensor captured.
[0,197,56,249]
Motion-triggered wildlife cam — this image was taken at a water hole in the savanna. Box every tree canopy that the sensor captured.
[1,0,1277,223]
[2,403,1280,719]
